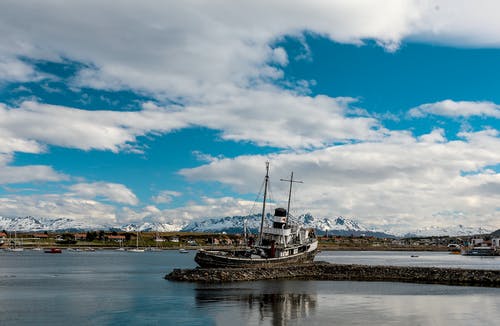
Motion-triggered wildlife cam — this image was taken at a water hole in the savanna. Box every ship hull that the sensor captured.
[195,245,318,268]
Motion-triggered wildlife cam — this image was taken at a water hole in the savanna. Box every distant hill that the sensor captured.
[0,214,392,237]
[403,225,494,238]
[0,215,494,238]
[181,213,394,238]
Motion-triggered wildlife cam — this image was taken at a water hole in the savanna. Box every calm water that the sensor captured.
[0,249,499,325]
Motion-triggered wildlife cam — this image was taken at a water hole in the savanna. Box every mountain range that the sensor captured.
[0,215,494,238]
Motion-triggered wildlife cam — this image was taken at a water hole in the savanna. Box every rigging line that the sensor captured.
[249,178,266,216]
[267,180,278,223]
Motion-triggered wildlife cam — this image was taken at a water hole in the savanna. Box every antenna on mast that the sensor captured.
[258,161,270,245]
[280,172,303,220]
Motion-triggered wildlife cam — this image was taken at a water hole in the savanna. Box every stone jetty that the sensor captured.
[165,262,500,287]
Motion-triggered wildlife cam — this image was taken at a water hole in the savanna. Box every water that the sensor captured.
[0,249,499,325]
[317,250,500,270]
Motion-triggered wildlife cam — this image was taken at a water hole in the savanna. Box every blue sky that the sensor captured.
[2,1,500,233]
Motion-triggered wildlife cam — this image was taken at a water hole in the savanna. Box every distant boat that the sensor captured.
[179,248,189,254]
[128,231,145,252]
[128,248,145,253]
[5,231,24,252]
[462,246,499,256]
[44,248,62,254]
[5,247,24,252]
[195,163,318,268]
[447,243,462,255]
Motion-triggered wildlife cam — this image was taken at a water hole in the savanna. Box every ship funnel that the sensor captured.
[274,208,286,217]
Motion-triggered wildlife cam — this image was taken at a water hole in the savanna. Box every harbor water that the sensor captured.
[1,249,499,325]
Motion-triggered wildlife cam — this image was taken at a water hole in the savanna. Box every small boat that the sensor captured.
[128,248,145,253]
[195,162,318,268]
[447,243,462,254]
[44,248,62,254]
[179,248,189,253]
[6,231,24,252]
[128,231,144,252]
[461,246,499,256]
[5,247,24,252]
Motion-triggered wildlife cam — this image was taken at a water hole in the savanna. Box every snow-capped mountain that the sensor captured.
[0,216,107,232]
[404,225,494,238]
[182,214,262,233]
[181,213,393,237]
[0,216,183,233]
[0,215,494,238]
[120,222,182,232]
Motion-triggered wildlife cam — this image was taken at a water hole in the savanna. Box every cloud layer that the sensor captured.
[2,1,500,232]
[180,129,500,233]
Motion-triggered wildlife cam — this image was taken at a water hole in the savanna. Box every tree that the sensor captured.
[86,231,97,242]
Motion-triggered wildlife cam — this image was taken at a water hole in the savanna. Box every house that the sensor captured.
[107,235,126,242]
[492,238,500,248]
[471,238,484,246]
[74,233,87,241]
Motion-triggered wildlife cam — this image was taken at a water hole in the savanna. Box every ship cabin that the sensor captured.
[260,208,312,255]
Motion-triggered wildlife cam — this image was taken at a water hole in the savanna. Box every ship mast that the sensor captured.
[280,172,303,220]
[259,161,270,245]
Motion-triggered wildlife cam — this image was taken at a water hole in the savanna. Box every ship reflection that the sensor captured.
[196,286,317,326]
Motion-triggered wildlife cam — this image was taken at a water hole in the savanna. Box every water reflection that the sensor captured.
[196,285,316,326]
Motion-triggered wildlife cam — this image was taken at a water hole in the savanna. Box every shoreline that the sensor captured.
[0,245,449,252]
[165,261,500,287]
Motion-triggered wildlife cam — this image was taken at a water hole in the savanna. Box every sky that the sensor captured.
[1,1,500,233]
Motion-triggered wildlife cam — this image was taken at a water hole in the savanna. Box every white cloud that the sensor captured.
[0,101,188,153]
[0,152,67,185]
[118,205,161,224]
[182,92,385,148]
[0,165,67,184]
[152,190,182,204]
[409,100,500,118]
[0,95,384,154]
[1,1,500,101]
[0,56,40,83]
[149,197,260,224]
[3,1,500,232]
[0,194,117,223]
[2,2,500,154]
[180,130,500,231]
[68,182,138,205]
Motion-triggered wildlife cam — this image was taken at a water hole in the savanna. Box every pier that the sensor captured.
[166,261,500,287]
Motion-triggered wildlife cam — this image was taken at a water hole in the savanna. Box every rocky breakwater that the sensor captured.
[165,262,500,287]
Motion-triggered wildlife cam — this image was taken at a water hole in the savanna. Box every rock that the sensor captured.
[165,262,500,287]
